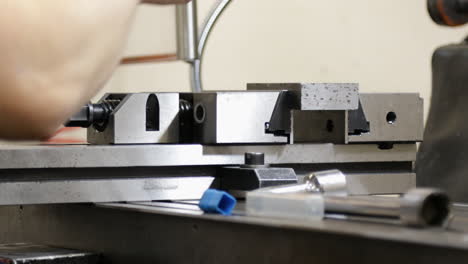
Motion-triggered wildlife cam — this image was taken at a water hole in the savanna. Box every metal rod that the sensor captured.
[190,59,202,93]
[120,0,231,92]
[325,195,401,218]
[176,1,199,63]
[324,188,450,227]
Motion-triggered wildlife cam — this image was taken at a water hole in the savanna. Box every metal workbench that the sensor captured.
[0,201,467,263]
[0,141,455,263]
[0,87,448,263]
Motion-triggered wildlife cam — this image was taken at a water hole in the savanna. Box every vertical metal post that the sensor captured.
[176,1,199,63]
[176,0,232,93]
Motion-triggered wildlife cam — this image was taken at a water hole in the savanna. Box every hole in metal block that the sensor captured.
[194,103,206,124]
[386,112,397,124]
[146,94,160,131]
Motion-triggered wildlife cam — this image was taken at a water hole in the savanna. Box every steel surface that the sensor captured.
[88,93,180,144]
[349,94,424,142]
[98,201,468,249]
[0,203,466,263]
[193,91,288,144]
[0,143,417,169]
[0,243,99,264]
[292,110,348,143]
[0,177,214,205]
[247,83,360,110]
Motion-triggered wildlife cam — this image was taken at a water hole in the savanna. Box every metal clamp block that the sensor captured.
[88,93,180,144]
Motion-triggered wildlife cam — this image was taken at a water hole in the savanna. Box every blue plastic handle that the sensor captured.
[199,189,237,215]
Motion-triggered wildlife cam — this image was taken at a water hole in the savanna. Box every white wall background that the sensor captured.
[103,0,467,122]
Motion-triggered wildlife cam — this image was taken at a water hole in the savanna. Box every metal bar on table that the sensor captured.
[0,143,417,169]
